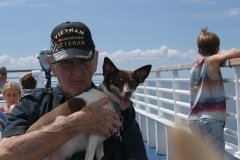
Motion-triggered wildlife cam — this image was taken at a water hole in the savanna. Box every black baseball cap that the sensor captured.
[50,21,95,64]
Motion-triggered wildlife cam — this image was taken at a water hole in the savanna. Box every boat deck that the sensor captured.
[145,143,166,160]
[145,142,238,160]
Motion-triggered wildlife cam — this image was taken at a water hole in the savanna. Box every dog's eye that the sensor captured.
[114,79,120,85]
[129,79,137,86]
[113,78,123,85]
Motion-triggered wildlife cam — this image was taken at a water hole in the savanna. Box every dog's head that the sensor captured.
[102,57,151,110]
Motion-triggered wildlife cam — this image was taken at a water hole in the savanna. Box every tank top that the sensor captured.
[188,58,226,121]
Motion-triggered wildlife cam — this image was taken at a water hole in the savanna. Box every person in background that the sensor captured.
[188,27,240,158]
[0,67,7,94]
[0,82,21,115]
[20,70,45,89]
[19,72,37,89]
[0,21,147,160]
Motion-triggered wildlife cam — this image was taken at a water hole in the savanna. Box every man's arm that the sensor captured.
[0,121,76,160]
[0,97,121,160]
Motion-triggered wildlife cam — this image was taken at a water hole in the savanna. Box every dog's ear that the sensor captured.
[103,57,119,76]
[134,65,152,83]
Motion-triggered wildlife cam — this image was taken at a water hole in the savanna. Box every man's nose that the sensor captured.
[71,61,85,73]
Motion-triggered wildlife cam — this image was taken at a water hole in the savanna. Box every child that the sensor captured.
[188,27,240,158]
[20,72,37,89]
[20,70,45,89]
[0,82,21,115]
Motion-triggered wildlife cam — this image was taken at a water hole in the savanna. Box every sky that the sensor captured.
[0,0,240,73]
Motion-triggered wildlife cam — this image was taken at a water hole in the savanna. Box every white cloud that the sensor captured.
[0,0,47,8]
[192,7,240,18]
[180,0,218,4]
[0,2,9,7]
[224,8,240,17]
[99,45,196,62]
[0,54,40,69]
[0,45,197,70]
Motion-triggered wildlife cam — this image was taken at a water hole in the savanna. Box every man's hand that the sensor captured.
[72,97,121,137]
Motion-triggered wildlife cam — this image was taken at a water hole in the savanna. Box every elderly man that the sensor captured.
[0,21,147,160]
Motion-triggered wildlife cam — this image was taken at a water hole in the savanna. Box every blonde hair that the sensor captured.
[197,27,220,56]
[2,82,21,96]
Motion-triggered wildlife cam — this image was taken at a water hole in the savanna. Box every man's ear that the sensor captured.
[46,55,51,66]
[93,50,99,73]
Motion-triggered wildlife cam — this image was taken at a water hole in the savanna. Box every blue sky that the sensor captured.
[0,0,239,72]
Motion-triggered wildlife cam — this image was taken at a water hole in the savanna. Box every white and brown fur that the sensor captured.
[27,57,152,160]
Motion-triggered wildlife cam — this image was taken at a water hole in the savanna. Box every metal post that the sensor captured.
[172,70,179,123]
[234,67,240,157]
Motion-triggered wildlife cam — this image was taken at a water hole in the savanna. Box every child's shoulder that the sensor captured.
[193,57,208,66]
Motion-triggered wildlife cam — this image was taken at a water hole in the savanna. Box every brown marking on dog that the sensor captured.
[27,98,86,133]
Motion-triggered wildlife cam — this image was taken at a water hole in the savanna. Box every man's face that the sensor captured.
[51,54,98,98]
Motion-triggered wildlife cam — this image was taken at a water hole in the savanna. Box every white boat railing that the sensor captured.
[133,58,240,160]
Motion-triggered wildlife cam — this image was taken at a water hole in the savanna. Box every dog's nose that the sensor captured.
[124,92,132,98]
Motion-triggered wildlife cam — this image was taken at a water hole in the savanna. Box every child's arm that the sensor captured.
[207,48,240,78]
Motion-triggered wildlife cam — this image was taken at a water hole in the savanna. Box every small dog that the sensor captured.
[27,57,152,160]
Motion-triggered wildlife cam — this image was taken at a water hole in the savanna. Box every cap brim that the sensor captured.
[51,48,94,64]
